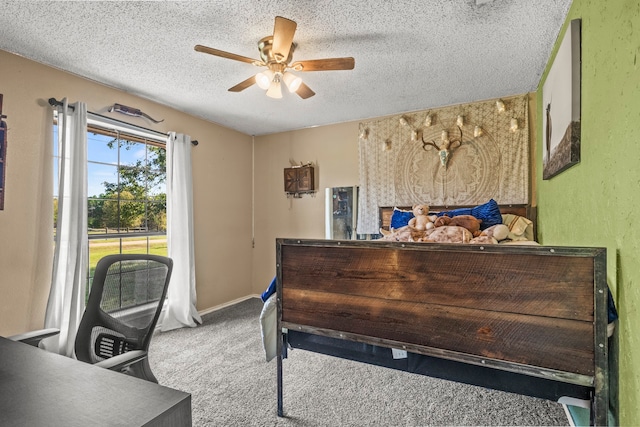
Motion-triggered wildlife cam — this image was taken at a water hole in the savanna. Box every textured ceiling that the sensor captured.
[0,0,571,136]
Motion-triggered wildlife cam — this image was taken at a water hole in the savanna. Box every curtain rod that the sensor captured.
[48,98,198,146]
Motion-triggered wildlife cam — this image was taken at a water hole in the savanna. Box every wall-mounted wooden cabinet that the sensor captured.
[284,165,314,196]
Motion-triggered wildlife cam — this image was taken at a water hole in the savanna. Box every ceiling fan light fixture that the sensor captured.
[283,72,302,93]
[195,17,354,100]
[266,80,283,98]
[256,70,274,90]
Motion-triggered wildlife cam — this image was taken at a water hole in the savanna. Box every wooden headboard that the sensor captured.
[379,204,537,237]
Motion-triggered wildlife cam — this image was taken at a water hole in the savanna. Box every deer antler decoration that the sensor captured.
[421,126,463,168]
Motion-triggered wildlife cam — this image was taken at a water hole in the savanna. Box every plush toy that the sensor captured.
[434,214,482,237]
[408,204,436,231]
[469,223,509,244]
[484,223,509,241]
[433,216,448,228]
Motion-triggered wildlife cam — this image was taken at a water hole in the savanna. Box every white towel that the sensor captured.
[259,294,278,362]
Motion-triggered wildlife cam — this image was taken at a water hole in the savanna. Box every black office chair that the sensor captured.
[7,328,61,347]
[9,254,173,383]
[74,254,173,383]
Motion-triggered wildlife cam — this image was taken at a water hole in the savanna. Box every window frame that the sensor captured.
[86,124,167,241]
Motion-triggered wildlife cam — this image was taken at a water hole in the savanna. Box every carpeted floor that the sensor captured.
[149,298,569,426]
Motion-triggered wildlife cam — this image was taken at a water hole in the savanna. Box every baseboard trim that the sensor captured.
[198,294,261,316]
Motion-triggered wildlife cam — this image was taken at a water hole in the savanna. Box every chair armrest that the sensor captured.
[95,350,147,371]
[7,328,60,347]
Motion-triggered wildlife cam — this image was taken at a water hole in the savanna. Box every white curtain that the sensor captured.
[160,132,202,331]
[43,100,88,357]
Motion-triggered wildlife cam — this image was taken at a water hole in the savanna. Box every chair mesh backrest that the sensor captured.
[100,258,168,317]
[75,254,172,364]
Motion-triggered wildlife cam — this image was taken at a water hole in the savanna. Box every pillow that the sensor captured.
[390,207,414,229]
[502,213,534,241]
[436,199,502,230]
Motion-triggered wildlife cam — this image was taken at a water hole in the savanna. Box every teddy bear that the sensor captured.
[433,214,482,237]
[469,223,509,244]
[407,204,436,231]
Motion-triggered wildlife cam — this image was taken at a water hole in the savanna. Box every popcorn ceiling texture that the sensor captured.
[0,0,570,135]
[357,95,529,234]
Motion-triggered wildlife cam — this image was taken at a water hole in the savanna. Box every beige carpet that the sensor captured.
[149,298,569,426]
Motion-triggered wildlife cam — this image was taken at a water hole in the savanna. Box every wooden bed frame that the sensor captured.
[275,238,609,425]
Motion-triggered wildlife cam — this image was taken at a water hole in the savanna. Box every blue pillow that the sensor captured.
[437,199,502,230]
[390,208,414,229]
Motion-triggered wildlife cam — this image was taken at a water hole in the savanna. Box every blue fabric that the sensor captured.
[437,199,502,230]
[261,276,276,302]
[390,209,414,229]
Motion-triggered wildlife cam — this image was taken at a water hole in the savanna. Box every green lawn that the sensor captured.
[89,237,168,277]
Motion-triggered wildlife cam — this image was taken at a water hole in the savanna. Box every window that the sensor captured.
[53,116,167,304]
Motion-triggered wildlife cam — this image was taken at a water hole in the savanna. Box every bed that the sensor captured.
[273,204,611,426]
[378,203,536,234]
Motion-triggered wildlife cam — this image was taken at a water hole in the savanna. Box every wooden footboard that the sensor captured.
[276,239,609,425]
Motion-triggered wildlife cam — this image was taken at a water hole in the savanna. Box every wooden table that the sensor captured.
[0,337,191,426]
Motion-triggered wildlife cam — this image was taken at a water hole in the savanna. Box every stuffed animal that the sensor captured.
[469,223,509,244]
[433,215,450,228]
[434,214,482,237]
[484,223,509,241]
[408,204,436,231]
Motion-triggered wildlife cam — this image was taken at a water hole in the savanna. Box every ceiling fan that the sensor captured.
[194,16,355,99]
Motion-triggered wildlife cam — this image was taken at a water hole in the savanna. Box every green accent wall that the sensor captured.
[537,1,640,424]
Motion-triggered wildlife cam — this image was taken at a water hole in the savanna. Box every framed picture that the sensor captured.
[542,19,581,180]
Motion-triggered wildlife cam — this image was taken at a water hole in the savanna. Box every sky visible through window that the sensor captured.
[54,128,160,198]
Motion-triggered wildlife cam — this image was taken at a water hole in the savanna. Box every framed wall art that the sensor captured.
[542,19,581,180]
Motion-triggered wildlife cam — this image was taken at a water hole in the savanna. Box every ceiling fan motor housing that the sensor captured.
[258,36,295,65]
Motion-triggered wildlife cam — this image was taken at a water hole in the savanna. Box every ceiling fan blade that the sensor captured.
[296,82,315,99]
[291,57,355,71]
[272,16,297,61]
[194,44,260,65]
[228,76,256,92]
